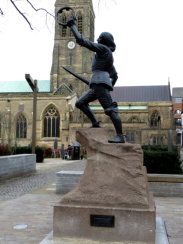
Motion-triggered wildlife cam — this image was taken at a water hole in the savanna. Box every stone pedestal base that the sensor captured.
[53,128,156,243]
[54,197,155,243]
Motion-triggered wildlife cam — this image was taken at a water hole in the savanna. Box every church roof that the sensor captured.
[110,85,171,102]
[0,80,50,93]
[172,87,183,98]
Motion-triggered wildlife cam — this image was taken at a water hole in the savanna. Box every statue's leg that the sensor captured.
[106,111,125,143]
[75,89,100,127]
[95,84,125,143]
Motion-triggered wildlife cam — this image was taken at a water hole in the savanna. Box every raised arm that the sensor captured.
[67,19,107,54]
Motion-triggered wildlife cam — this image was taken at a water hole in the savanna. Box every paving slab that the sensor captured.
[0,159,182,244]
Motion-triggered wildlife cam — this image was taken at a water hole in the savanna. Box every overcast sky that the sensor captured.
[0,0,183,90]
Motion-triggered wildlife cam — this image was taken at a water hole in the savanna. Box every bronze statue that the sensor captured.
[57,7,125,143]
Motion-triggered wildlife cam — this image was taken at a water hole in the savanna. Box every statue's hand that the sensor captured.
[67,18,76,27]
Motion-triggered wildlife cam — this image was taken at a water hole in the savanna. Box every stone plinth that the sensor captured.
[0,154,36,180]
[56,171,83,194]
[53,128,156,244]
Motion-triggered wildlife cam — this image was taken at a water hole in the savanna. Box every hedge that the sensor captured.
[12,145,44,163]
[0,144,11,156]
[142,145,182,174]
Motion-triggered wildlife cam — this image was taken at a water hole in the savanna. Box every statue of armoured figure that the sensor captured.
[67,19,125,143]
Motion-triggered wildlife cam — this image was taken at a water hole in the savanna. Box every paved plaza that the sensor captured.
[0,158,183,244]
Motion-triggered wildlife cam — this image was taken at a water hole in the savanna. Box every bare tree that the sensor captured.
[0,0,55,30]
[0,8,3,15]
[1,0,115,30]
[9,0,54,30]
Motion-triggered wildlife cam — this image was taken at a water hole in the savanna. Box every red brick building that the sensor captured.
[172,87,183,145]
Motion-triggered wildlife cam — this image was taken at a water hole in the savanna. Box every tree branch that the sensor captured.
[26,0,55,18]
[10,0,34,30]
[0,8,4,15]
[9,0,55,30]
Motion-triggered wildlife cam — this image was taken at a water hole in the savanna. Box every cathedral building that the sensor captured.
[0,0,175,149]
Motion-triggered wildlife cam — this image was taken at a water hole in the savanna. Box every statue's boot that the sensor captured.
[88,121,101,128]
[108,111,125,143]
[78,104,101,128]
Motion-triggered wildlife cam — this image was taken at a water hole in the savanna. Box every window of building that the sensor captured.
[176,133,181,144]
[172,98,183,103]
[152,135,164,145]
[128,116,140,123]
[16,114,27,138]
[150,110,161,128]
[43,105,60,138]
[126,132,135,143]
[77,12,83,34]
[61,14,67,37]
[175,118,181,126]
[175,109,181,114]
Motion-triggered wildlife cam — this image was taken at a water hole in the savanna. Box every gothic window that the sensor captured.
[153,136,157,145]
[126,132,135,143]
[150,110,161,128]
[16,114,27,138]
[152,135,164,145]
[43,105,60,138]
[69,13,74,37]
[77,12,83,34]
[128,116,140,123]
[60,13,67,37]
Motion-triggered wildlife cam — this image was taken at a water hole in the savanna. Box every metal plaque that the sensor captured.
[90,214,115,228]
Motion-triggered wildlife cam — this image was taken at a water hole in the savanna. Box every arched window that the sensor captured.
[43,105,60,138]
[77,12,83,34]
[150,110,161,128]
[126,132,135,143]
[128,116,140,123]
[175,110,181,114]
[69,13,74,37]
[61,13,67,37]
[16,114,27,138]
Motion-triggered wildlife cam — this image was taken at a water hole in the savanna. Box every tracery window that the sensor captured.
[77,12,83,34]
[43,105,60,138]
[152,135,164,145]
[69,13,74,37]
[16,114,27,138]
[126,132,135,143]
[150,110,161,128]
[61,13,67,37]
[128,116,140,123]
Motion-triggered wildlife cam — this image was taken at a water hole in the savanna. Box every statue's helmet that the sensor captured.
[97,32,116,52]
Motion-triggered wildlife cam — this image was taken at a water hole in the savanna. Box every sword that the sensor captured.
[62,66,90,86]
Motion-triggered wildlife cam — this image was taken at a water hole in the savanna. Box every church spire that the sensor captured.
[50,0,95,95]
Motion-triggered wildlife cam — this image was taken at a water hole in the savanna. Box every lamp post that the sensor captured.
[25,74,38,154]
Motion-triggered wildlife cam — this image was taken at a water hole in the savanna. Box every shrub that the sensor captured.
[12,145,44,163]
[143,147,182,174]
[44,147,53,158]
[13,146,31,154]
[35,146,44,162]
[0,144,11,156]
[142,145,178,152]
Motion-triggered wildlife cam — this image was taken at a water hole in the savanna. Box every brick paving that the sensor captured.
[0,158,182,244]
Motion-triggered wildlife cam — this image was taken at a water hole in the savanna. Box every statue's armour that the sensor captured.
[75,34,117,91]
